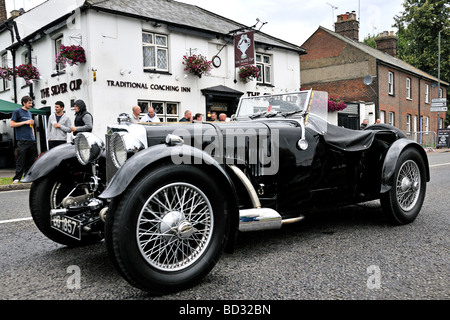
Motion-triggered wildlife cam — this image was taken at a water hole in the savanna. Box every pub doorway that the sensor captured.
[201,85,244,121]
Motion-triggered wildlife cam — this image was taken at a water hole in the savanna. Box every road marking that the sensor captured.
[0,217,33,225]
[430,162,450,168]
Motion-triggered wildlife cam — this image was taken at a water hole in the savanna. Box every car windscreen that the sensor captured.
[236,92,310,119]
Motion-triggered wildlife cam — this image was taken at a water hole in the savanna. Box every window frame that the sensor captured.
[256,53,272,85]
[55,36,64,72]
[406,114,411,132]
[389,111,395,126]
[142,31,169,72]
[1,52,10,91]
[406,77,411,100]
[388,71,394,95]
[137,100,179,122]
[425,84,430,103]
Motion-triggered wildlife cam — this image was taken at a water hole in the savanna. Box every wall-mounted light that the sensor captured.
[153,22,161,27]
[120,69,132,75]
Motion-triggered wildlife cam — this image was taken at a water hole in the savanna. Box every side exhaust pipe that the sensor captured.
[239,208,304,232]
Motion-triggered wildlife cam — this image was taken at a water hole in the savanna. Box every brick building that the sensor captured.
[300,12,448,134]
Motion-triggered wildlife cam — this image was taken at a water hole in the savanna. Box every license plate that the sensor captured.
[51,215,82,240]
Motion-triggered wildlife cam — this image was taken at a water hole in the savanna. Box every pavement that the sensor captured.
[0,167,32,192]
[0,147,449,193]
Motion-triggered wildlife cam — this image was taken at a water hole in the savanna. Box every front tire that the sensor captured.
[30,173,103,246]
[107,164,230,294]
[380,148,427,225]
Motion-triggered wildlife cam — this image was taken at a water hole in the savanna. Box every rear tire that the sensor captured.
[107,164,230,294]
[380,148,427,225]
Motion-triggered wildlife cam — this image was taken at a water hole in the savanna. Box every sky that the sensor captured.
[5,0,405,46]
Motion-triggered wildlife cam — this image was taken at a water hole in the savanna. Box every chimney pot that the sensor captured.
[335,11,359,42]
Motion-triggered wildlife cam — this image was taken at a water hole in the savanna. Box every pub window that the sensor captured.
[256,53,272,85]
[142,32,168,72]
[55,37,64,72]
[137,100,178,122]
[425,116,429,132]
[425,84,429,103]
[1,52,10,91]
[388,71,394,95]
[406,78,411,100]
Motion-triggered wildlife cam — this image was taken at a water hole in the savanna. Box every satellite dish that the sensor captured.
[364,75,374,85]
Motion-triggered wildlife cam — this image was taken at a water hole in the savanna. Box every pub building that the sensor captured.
[0,0,305,152]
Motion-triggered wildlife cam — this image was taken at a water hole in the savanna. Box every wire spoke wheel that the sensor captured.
[381,148,427,225]
[395,160,421,212]
[136,182,214,271]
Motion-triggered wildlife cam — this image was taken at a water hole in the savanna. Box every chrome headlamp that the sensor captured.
[74,133,105,165]
[109,132,145,168]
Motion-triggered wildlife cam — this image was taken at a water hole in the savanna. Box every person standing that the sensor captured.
[140,106,160,122]
[179,110,192,122]
[360,119,368,130]
[130,106,141,123]
[193,113,203,122]
[47,101,72,149]
[10,96,37,183]
[71,99,93,136]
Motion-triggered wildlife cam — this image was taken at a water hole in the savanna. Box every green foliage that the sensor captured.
[363,34,377,48]
[394,0,450,125]
[394,0,449,76]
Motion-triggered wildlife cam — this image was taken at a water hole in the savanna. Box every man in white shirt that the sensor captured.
[141,107,160,122]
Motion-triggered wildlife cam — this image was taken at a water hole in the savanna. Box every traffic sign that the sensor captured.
[431,102,446,107]
[430,107,448,112]
[431,98,446,103]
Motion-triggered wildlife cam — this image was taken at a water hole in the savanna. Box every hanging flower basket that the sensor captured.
[55,45,87,67]
[0,67,14,81]
[15,64,40,85]
[238,65,260,83]
[328,95,347,112]
[182,54,212,78]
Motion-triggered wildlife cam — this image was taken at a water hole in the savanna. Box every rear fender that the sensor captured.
[380,138,430,193]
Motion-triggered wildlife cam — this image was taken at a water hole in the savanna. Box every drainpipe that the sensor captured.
[4,21,17,103]
[376,61,380,120]
[12,20,34,100]
[418,79,422,144]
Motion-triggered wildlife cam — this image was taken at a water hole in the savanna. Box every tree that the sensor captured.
[394,0,450,125]
[362,34,377,48]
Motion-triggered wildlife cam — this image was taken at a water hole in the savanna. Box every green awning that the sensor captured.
[0,99,47,115]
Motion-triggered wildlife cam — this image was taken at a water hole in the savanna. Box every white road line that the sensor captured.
[430,162,450,168]
[0,217,33,224]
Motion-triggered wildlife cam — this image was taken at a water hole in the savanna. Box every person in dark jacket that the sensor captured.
[71,99,93,136]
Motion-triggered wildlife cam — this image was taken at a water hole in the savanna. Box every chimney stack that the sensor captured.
[0,0,7,22]
[334,11,359,42]
[375,31,398,57]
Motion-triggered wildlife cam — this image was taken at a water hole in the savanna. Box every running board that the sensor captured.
[239,208,304,232]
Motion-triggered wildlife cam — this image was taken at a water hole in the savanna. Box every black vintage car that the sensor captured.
[23,90,429,294]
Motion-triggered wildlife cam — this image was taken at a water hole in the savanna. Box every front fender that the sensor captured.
[99,143,240,253]
[380,138,430,193]
[21,143,77,183]
[99,144,237,200]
